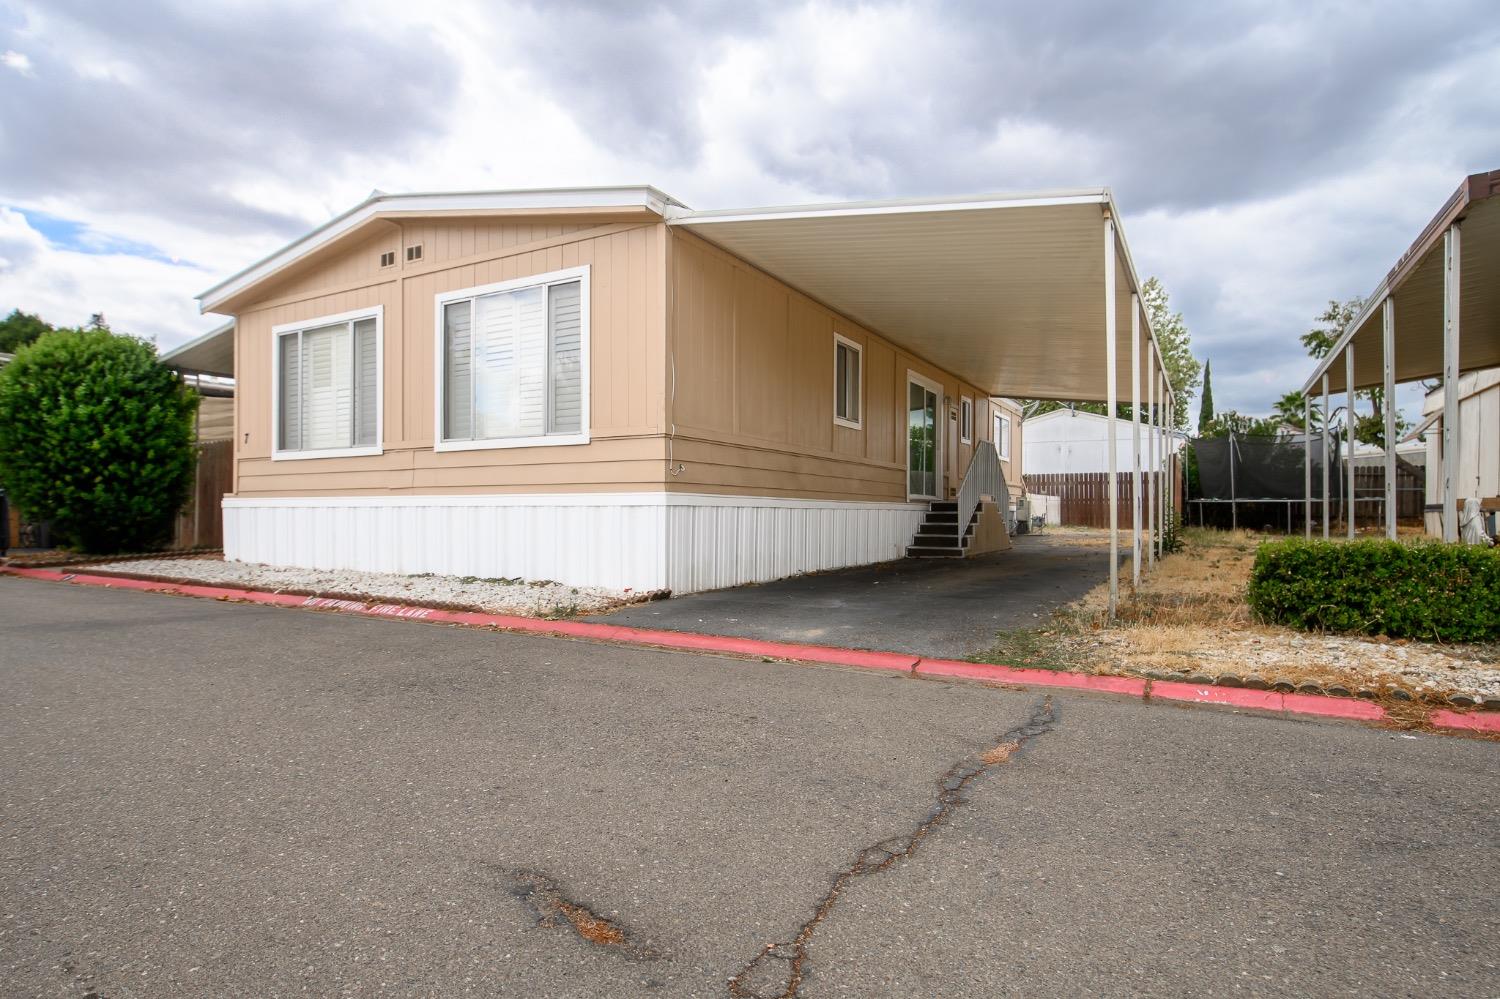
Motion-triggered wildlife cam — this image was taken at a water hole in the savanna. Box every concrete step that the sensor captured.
[906,544,968,558]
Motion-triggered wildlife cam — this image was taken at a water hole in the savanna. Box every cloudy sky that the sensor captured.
[2,0,1496,422]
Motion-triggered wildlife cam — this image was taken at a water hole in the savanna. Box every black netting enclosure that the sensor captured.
[1192,434,1342,501]
[1188,433,1346,532]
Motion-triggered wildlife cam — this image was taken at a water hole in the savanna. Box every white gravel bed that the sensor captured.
[1083,628,1500,700]
[84,558,631,617]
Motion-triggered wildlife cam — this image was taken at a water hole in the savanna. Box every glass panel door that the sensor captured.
[908,380,938,498]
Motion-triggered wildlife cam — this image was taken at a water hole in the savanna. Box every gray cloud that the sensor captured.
[502,0,1498,215]
[0,0,460,238]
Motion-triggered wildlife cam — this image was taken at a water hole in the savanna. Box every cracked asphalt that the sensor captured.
[2,577,1497,998]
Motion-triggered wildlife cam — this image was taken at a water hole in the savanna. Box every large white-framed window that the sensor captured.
[434,265,590,452]
[960,396,974,444]
[833,333,862,429]
[271,306,383,461]
[994,412,1012,460]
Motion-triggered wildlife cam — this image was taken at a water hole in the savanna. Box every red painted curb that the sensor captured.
[1430,709,1500,734]
[1149,680,1288,713]
[916,658,1149,696]
[4,566,1491,736]
[0,567,920,673]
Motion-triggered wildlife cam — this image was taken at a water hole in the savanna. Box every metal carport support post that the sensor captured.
[1321,373,1331,539]
[1131,294,1142,588]
[1104,216,1119,617]
[1147,346,1157,565]
[1303,393,1312,538]
[1346,345,1356,538]
[1166,391,1174,536]
[1383,298,1397,540]
[1442,225,1461,543]
[1161,365,1168,556]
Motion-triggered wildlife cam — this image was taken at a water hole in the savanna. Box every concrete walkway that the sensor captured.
[598,532,1115,659]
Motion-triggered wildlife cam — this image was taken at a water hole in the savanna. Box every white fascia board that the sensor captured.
[1104,192,1177,405]
[665,188,1108,225]
[196,186,684,314]
[1298,282,1391,397]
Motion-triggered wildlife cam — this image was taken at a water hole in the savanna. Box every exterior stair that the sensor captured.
[906,500,978,558]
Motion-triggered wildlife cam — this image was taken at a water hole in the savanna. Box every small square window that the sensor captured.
[834,334,862,429]
[379,250,396,268]
[406,244,423,262]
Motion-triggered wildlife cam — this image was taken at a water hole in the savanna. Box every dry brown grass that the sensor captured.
[1010,528,1500,701]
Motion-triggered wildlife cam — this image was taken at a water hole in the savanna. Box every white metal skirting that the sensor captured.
[222,493,926,595]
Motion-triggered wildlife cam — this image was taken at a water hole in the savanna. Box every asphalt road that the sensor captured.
[1,576,1496,998]
[600,534,1117,659]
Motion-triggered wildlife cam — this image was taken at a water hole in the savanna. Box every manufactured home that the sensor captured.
[194,186,1174,594]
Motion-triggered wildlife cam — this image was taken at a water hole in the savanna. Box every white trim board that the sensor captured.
[198,187,679,313]
[270,305,384,462]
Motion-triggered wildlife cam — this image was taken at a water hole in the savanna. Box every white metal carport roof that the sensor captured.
[159,320,235,378]
[667,190,1172,405]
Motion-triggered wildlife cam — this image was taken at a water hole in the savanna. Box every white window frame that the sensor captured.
[270,305,384,461]
[995,412,1012,461]
[433,265,591,453]
[960,395,973,444]
[832,332,863,430]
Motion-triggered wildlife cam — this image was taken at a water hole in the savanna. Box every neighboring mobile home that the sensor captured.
[1022,407,1182,476]
[195,187,1171,593]
[1413,367,1499,537]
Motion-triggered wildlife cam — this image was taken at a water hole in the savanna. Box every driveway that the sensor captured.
[2,577,1497,997]
[598,532,1115,659]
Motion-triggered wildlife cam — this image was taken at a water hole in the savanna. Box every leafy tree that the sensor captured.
[1198,360,1214,429]
[1298,297,1409,448]
[0,328,197,552]
[1272,390,1321,431]
[1198,410,1283,438]
[0,309,55,353]
[1300,298,1362,359]
[1022,276,1202,430]
[1142,277,1201,430]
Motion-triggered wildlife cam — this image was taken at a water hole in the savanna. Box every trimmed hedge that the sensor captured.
[0,329,197,553]
[1247,538,1500,642]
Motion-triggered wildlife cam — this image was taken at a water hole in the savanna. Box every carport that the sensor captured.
[668,189,1179,613]
[599,532,1113,659]
[1300,169,1500,541]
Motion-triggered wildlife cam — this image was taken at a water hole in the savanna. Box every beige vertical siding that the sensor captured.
[230,220,668,497]
[666,231,994,502]
[225,213,1014,507]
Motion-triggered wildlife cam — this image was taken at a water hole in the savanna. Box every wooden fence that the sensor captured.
[1025,469,1182,529]
[172,439,233,549]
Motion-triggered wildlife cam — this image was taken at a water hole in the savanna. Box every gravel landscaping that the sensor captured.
[83,558,635,618]
[979,528,1500,705]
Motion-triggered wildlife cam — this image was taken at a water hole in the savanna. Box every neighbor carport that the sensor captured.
[1300,169,1500,541]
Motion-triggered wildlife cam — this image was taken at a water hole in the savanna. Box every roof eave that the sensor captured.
[196,186,683,315]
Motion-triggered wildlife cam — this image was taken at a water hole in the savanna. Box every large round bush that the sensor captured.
[0,329,198,553]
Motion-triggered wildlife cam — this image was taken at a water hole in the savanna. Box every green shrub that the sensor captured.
[0,328,197,553]
[1247,538,1500,642]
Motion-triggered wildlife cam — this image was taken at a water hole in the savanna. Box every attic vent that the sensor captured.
[406,243,423,262]
[379,250,396,268]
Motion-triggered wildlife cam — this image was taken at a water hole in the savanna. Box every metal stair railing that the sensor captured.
[955,440,1009,544]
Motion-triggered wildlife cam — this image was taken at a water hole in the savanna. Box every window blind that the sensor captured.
[443,274,584,443]
[276,314,378,453]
